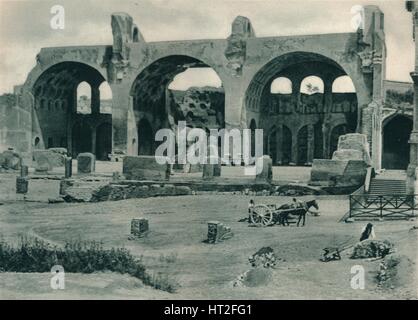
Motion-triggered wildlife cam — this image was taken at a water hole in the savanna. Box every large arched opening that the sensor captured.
[130,55,224,158]
[382,115,413,170]
[245,52,358,165]
[31,62,112,158]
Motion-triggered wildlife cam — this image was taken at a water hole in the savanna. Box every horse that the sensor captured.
[276,199,319,227]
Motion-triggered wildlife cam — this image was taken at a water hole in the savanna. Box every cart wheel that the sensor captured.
[250,204,273,226]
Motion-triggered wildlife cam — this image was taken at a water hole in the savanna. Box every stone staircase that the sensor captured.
[368,170,407,196]
[368,178,406,195]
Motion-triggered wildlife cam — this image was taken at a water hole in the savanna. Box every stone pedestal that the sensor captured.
[77,153,95,174]
[255,155,272,183]
[16,176,28,194]
[20,165,29,177]
[206,221,233,243]
[131,218,149,238]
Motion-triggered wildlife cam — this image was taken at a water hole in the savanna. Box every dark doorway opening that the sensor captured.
[383,116,413,170]
[72,122,92,158]
[96,123,112,161]
[138,119,154,155]
[282,126,292,165]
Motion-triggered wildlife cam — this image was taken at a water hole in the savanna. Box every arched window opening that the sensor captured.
[332,76,356,93]
[270,77,292,94]
[76,81,92,114]
[300,76,324,95]
[168,68,222,90]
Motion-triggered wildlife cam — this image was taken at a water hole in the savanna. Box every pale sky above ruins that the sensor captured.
[0,0,414,94]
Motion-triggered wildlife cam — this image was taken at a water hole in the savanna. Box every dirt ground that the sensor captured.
[0,172,417,300]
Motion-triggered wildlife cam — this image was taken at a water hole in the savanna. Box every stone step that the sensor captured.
[368,178,406,195]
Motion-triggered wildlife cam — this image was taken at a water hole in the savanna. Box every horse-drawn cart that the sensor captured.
[249,204,307,226]
[249,199,319,227]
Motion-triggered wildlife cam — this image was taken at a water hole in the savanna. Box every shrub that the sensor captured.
[0,237,177,293]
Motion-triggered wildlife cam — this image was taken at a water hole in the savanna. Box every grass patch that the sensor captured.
[0,237,178,293]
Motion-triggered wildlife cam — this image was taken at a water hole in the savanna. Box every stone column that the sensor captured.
[111,83,130,155]
[290,129,297,165]
[408,73,418,194]
[322,78,333,159]
[91,85,100,114]
[406,2,418,194]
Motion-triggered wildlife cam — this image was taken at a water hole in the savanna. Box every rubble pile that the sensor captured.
[350,239,393,259]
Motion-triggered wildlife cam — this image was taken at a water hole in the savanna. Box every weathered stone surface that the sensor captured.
[337,133,371,165]
[130,218,149,238]
[123,156,170,181]
[206,221,233,243]
[61,180,107,202]
[20,165,29,177]
[248,247,277,268]
[77,153,95,174]
[174,186,192,195]
[225,16,255,76]
[16,176,28,194]
[332,149,364,161]
[255,155,272,183]
[1,149,21,170]
[310,159,368,187]
[33,149,66,171]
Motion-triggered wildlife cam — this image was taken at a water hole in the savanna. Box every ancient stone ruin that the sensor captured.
[130,218,149,238]
[206,221,233,243]
[310,133,371,188]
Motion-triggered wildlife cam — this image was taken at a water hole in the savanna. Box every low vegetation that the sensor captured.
[0,237,178,293]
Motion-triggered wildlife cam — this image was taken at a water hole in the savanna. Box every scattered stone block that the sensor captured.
[33,149,66,171]
[163,184,176,196]
[249,247,277,268]
[131,218,149,238]
[1,149,21,170]
[59,179,73,195]
[174,186,192,196]
[310,159,368,187]
[48,197,65,204]
[337,133,371,165]
[332,149,364,161]
[20,165,29,177]
[255,155,272,183]
[351,239,394,259]
[16,176,28,194]
[206,221,233,243]
[61,179,107,202]
[77,153,95,174]
[123,156,170,181]
[130,185,150,198]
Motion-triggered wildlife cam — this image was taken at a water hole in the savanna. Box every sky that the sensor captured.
[0,0,415,94]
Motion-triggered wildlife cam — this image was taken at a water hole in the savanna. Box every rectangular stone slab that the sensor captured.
[123,155,169,181]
